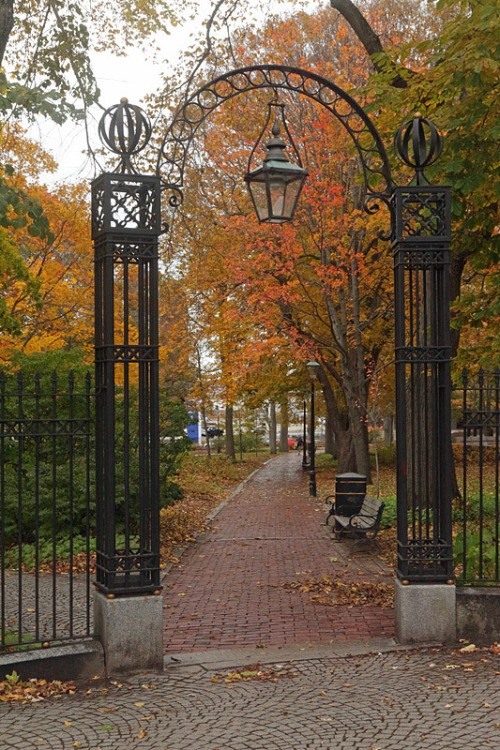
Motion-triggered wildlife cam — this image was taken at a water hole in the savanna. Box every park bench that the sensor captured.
[325,494,385,541]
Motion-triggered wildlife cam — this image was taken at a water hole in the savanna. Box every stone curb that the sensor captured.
[163,637,443,672]
[0,638,104,682]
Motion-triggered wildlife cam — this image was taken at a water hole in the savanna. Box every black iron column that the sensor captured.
[302,395,308,471]
[306,361,320,497]
[393,115,454,583]
[309,381,317,497]
[92,100,161,595]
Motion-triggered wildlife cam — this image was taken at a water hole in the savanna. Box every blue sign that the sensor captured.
[187,410,199,443]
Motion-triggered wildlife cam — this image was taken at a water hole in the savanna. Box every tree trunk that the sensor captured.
[225,404,235,460]
[324,410,336,457]
[269,401,277,455]
[279,396,289,452]
[0,0,14,67]
[383,415,394,446]
[317,366,357,473]
[201,405,211,459]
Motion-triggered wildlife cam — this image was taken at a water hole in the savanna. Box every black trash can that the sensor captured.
[335,473,366,516]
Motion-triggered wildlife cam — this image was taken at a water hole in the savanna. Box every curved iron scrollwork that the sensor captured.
[156,65,393,220]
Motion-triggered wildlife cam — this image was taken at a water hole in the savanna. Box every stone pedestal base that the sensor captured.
[394,578,456,645]
[94,590,163,676]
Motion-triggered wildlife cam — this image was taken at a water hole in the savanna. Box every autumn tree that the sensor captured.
[154,5,408,478]
[0,125,95,362]
[330,0,500,364]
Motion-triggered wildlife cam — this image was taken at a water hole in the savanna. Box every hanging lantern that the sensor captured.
[244,103,308,224]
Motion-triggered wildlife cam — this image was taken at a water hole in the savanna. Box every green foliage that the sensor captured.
[234,430,267,454]
[372,443,396,467]
[316,453,337,468]
[454,528,499,581]
[367,0,499,263]
[379,495,397,529]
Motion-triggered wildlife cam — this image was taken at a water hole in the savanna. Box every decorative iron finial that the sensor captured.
[98,100,152,173]
[395,114,442,185]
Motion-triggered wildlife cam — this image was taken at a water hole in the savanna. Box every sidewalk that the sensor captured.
[1,644,499,749]
[163,452,394,654]
[2,455,500,749]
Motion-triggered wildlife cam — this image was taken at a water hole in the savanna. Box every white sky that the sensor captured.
[31,0,321,187]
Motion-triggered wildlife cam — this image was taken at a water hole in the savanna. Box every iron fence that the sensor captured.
[0,370,94,651]
[453,368,500,584]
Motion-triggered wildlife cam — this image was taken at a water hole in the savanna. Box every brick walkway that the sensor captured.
[162,453,394,653]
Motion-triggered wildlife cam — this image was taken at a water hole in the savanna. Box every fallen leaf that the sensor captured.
[459,644,477,653]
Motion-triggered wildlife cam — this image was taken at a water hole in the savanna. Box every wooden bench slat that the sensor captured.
[327,493,385,540]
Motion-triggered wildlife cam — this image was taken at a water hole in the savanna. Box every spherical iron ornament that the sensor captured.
[98,98,152,172]
[395,114,442,184]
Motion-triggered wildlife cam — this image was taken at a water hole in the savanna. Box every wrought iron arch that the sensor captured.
[156,64,393,215]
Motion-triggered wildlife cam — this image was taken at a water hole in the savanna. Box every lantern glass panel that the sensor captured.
[269,177,287,222]
[248,180,269,222]
[283,178,303,219]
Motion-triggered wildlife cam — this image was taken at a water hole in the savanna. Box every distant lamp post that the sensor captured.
[216,404,221,454]
[244,102,308,224]
[301,387,309,472]
[306,360,320,497]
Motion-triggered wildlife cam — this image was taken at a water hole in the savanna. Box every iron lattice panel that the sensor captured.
[397,539,454,582]
[394,245,448,270]
[94,239,158,264]
[396,346,451,364]
[0,418,90,438]
[91,173,161,238]
[95,345,158,364]
[393,186,451,242]
[95,549,160,595]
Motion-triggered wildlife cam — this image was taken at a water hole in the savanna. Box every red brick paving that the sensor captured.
[162,453,394,653]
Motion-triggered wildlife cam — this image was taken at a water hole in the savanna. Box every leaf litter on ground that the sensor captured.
[0,671,77,703]
[282,575,394,608]
[211,663,297,684]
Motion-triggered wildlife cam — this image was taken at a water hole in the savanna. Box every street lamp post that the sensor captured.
[239,408,243,462]
[302,389,308,472]
[306,361,321,497]
[216,404,221,454]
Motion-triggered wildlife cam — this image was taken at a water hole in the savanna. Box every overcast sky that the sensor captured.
[31,0,319,187]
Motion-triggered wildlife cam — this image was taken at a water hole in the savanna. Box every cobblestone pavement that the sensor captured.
[2,645,500,749]
[162,453,394,653]
[0,571,91,643]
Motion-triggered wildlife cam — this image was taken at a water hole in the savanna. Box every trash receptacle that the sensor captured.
[335,473,366,515]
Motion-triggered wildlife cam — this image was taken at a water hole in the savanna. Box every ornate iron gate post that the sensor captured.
[91,100,163,674]
[392,116,455,643]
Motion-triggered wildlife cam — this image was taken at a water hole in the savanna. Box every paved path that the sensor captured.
[2,644,499,749]
[3,455,499,749]
[162,453,394,654]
